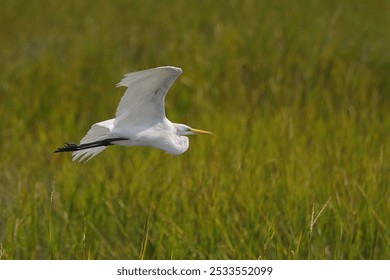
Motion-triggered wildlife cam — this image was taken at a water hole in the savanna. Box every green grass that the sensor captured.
[0,0,389,259]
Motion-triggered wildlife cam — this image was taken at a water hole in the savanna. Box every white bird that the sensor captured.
[55,66,212,162]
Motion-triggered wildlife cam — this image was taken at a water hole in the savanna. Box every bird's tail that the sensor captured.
[55,119,127,162]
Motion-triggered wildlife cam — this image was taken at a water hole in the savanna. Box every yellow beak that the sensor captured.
[190,128,213,135]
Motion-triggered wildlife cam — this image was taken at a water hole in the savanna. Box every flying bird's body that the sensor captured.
[55,66,212,162]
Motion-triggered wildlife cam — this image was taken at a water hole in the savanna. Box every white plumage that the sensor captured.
[55,66,212,162]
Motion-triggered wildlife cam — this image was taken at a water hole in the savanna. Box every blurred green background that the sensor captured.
[0,0,389,259]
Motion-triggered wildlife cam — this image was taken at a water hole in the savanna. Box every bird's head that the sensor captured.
[175,124,213,136]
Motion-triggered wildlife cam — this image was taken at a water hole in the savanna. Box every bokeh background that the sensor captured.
[0,0,389,259]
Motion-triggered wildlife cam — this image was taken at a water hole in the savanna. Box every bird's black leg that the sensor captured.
[54,137,129,153]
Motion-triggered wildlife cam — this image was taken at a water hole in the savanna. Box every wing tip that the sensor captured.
[164,66,182,74]
[116,66,182,88]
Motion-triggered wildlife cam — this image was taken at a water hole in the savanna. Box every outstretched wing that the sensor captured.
[114,66,182,129]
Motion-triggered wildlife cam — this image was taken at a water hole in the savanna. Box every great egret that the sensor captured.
[55,66,212,162]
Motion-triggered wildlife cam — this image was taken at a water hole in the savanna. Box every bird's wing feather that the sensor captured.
[114,66,182,129]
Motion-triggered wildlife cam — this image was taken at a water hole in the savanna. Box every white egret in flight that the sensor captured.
[55,66,212,162]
